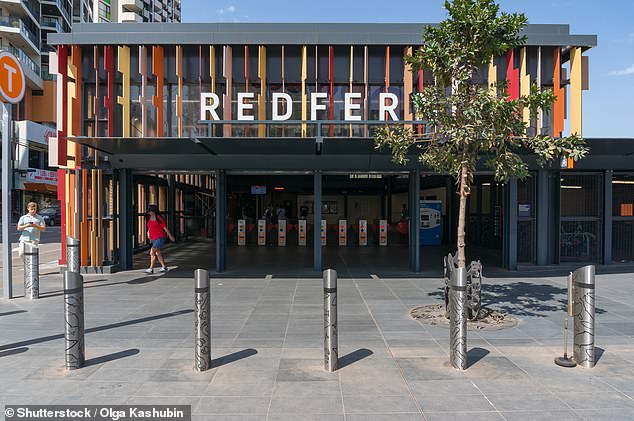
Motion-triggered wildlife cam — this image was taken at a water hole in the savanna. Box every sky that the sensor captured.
[182,0,634,138]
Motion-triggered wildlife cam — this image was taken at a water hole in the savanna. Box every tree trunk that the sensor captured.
[456,164,469,268]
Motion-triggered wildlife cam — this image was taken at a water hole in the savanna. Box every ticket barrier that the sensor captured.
[338,220,347,246]
[379,219,388,246]
[321,220,327,246]
[298,220,307,246]
[359,220,367,246]
[257,219,266,246]
[278,219,287,246]
[238,219,246,246]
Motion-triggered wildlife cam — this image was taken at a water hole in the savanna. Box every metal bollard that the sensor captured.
[194,269,211,371]
[23,242,39,299]
[64,270,85,369]
[323,269,338,372]
[573,265,595,368]
[66,236,80,273]
[449,266,467,370]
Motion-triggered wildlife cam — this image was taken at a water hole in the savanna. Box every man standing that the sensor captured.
[16,202,46,257]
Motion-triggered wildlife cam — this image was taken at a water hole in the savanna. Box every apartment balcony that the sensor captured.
[121,0,143,12]
[0,15,40,53]
[120,11,143,23]
[0,44,43,89]
[0,0,40,25]
[41,0,72,26]
[41,16,62,32]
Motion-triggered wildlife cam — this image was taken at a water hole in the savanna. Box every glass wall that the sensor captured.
[612,173,634,262]
[560,173,602,262]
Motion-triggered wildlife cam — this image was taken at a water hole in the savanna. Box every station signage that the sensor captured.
[0,51,25,104]
[201,92,400,121]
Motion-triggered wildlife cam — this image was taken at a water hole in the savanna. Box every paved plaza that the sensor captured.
[1,244,634,420]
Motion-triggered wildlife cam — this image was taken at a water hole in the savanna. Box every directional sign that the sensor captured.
[0,52,25,104]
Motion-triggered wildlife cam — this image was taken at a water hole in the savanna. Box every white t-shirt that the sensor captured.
[18,214,45,243]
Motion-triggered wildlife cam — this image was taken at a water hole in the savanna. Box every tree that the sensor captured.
[375,0,587,268]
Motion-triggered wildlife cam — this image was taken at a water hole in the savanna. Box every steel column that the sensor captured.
[323,269,338,372]
[314,170,322,271]
[23,243,39,299]
[118,169,133,270]
[2,102,12,299]
[413,170,421,272]
[449,266,468,370]
[573,265,595,368]
[504,177,518,270]
[536,170,549,265]
[194,269,211,371]
[603,170,612,264]
[215,170,226,272]
[64,270,85,369]
[67,236,80,273]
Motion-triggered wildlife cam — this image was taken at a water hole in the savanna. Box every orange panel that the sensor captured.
[553,48,564,138]
[152,46,165,137]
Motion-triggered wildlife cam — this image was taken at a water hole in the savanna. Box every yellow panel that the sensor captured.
[520,48,530,123]
[488,56,497,96]
[403,47,413,129]
[258,46,267,136]
[301,46,307,137]
[176,45,183,137]
[349,45,353,137]
[117,46,131,137]
[570,47,582,136]
[210,46,215,92]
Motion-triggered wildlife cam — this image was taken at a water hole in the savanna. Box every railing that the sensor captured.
[197,119,431,140]
[42,0,71,24]
[41,16,63,33]
[0,44,40,76]
[0,16,39,49]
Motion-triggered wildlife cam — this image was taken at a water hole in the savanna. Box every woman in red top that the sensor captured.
[145,204,175,274]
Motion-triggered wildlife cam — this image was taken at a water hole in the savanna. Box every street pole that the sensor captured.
[2,102,13,299]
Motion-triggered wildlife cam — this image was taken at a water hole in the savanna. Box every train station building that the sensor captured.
[46,22,634,274]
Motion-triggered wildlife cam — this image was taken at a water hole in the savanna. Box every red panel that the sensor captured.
[93,46,99,136]
[103,45,115,136]
[418,69,424,135]
[58,169,66,265]
[152,46,164,137]
[506,49,519,100]
[328,46,334,136]
[57,45,68,167]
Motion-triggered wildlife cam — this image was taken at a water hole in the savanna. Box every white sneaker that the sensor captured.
[159,267,168,272]
[144,268,154,274]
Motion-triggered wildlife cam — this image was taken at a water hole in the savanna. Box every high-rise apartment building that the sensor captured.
[0,0,92,217]
[94,0,181,23]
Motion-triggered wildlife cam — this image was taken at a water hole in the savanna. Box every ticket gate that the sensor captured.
[298,220,307,246]
[278,219,286,246]
[257,219,266,246]
[379,219,388,246]
[359,220,367,246]
[321,220,327,246]
[338,220,347,246]
[238,219,246,246]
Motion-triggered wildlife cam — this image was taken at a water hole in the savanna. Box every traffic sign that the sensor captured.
[0,51,25,104]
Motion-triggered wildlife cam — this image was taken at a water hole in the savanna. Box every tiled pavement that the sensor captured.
[1,250,634,420]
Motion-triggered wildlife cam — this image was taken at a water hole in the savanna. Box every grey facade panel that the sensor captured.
[49,22,597,47]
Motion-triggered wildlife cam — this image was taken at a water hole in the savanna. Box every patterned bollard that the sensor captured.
[194,269,211,371]
[23,242,39,299]
[64,270,85,369]
[450,266,468,370]
[573,265,596,368]
[66,236,80,273]
[324,269,338,372]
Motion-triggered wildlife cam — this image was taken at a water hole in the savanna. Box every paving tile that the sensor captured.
[499,410,584,421]
[193,397,270,415]
[423,412,505,421]
[416,393,496,412]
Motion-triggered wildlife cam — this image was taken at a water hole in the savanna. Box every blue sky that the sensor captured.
[183,0,634,138]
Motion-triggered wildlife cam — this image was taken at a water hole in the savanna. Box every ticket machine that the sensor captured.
[238,219,246,246]
[278,219,286,246]
[379,219,388,246]
[338,220,347,246]
[257,219,266,246]
[298,219,307,246]
[359,219,367,246]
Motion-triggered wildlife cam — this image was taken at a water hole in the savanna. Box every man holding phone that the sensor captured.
[16,202,46,257]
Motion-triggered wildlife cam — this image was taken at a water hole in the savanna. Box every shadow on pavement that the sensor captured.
[0,347,28,358]
[212,348,258,368]
[467,347,490,366]
[0,310,28,317]
[84,349,140,367]
[338,348,374,369]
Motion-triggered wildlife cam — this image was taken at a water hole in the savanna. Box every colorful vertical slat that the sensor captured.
[506,49,519,100]
[70,46,82,166]
[488,56,497,96]
[520,47,530,123]
[176,45,183,137]
[117,46,131,137]
[139,46,148,137]
[301,46,307,137]
[403,47,413,129]
[57,45,68,167]
[553,48,564,138]
[104,45,114,137]
[223,46,232,137]
[569,47,582,136]
[152,46,164,137]
[258,46,267,136]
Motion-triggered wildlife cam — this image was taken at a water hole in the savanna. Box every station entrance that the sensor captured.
[129,171,507,276]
